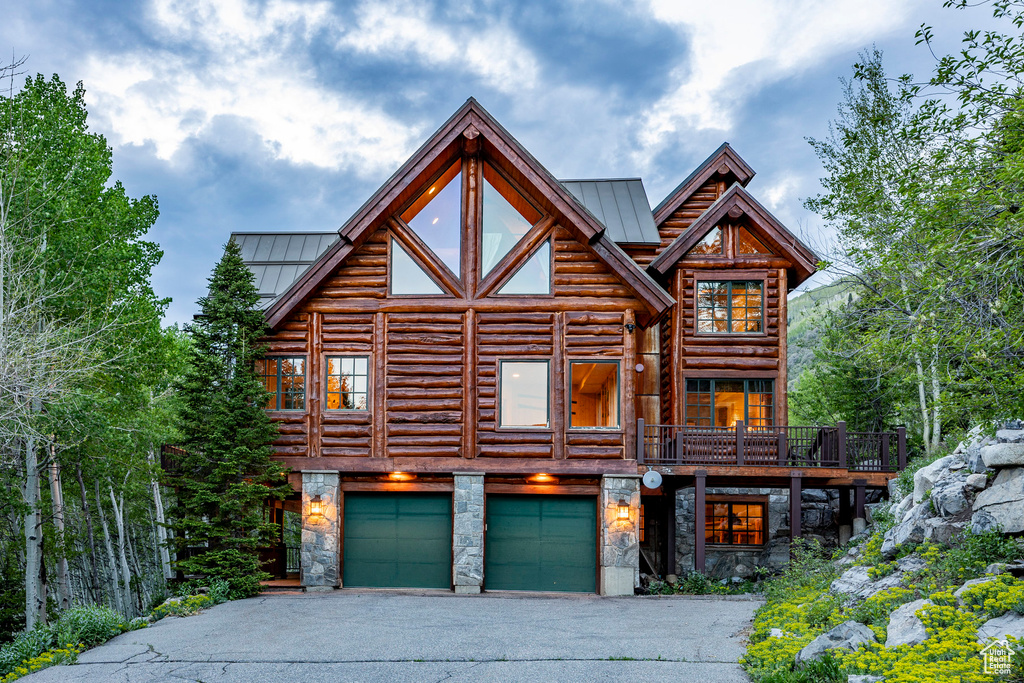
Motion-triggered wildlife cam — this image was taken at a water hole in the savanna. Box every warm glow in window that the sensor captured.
[481,164,542,276]
[706,502,765,545]
[495,241,550,295]
[256,357,305,410]
[696,281,762,333]
[737,227,773,255]
[569,361,618,428]
[688,227,723,255]
[400,164,462,276]
[326,356,368,410]
[684,379,773,428]
[499,360,549,428]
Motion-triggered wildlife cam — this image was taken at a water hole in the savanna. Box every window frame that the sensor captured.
[567,358,621,431]
[479,161,545,281]
[683,377,775,428]
[694,278,765,336]
[324,355,370,412]
[705,495,768,548]
[497,358,551,430]
[491,238,554,298]
[258,356,306,412]
[387,235,449,298]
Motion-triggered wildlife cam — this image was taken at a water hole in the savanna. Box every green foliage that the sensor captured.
[169,240,289,590]
[0,644,83,682]
[0,605,132,677]
[150,594,213,620]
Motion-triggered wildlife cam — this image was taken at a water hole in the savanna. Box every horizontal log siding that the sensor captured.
[385,312,465,458]
[553,226,634,302]
[320,313,374,457]
[265,312,309,456]
[655,178,720,259]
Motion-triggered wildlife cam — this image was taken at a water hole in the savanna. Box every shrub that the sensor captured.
[0,644,84,682]
[150,594,213,621]
[54,605,127,648]
[175,549,266,599]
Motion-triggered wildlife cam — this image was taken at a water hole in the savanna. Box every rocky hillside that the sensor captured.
[743,424,1024,683]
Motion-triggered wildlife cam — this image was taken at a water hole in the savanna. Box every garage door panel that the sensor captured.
[344,493,451,589]
[485,495,596,593]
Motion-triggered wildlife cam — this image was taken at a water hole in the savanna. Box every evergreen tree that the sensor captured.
[169,240,287,598]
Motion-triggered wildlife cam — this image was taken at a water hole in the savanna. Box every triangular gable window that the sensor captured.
[390,239,443,295]
[686,226,723,256]
[737,226,773,255]
[400,163,462,277]
[481,164,542,276]
[496,241,550,295]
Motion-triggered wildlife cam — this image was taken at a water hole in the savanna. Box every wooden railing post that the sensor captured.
[837,421,847,469]
[881,433,890,471]
[636,418,645,463]
[736,420,745,466]
[695,470,707,574]
[777,428,788,466]
[790,471,802,543]
[897,426,907,470]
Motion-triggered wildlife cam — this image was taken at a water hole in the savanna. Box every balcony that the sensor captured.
[637,420,906,473]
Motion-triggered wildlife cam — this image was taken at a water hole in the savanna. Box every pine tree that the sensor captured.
[169,240,288,598]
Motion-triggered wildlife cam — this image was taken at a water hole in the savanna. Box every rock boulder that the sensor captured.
[972,467,1024,534]
[977,612,1024,643]
[914,456,953,504]
[981,443,1024,468]
[795,621,876,664]
[885,599,930,648]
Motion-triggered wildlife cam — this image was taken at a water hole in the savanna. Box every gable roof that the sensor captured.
[559,178,661,245]
[264,98,674,328]
[648,183,819,287]
[231,232,338,309]
[651,143,755,227]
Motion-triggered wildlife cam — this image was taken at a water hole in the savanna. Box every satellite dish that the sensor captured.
[642,470,662,489]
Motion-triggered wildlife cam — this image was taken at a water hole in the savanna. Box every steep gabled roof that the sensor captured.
[560,178,661,245]
[648,183,819,287]
[231,232,338,309]
[264,98,674,328]
[651,143,755,227]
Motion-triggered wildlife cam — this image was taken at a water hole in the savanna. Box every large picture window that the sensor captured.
[684,379,773,428]
[569,361,618,429]
[326,356,369,411]
[499,360,549,428]
[256,357,305,410]
[706,500,766,546]
[696,280,763,333]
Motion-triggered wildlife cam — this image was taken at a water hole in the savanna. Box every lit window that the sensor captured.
[481,164,542,276]
[256,357,305,410]
[390,239,443,295]
[499,360,549,428]
[737,227,773,255]
[684,379,773,428]
[326,357,369,411]
[688,227,723,255]
[400,164,462,276]
[696,281,763,333]
[569,361,618,428]
[706,501,766,546]
[495,241,551,295]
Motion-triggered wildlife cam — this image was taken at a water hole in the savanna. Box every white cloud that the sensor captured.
[636,0,924,157]
[762,174,800,212]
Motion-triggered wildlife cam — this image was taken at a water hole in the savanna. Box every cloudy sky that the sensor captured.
[1,0,990,324]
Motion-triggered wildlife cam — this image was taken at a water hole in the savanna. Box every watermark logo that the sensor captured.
[982,639,1014,675]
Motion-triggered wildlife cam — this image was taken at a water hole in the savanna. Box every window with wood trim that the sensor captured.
[706,500,766,546]
[687,226,723,255]
[499,360,549,428]
[696,280,763,333]
[256,357,305,410]
[481,163,542,277]
[400,163,462,277]
[737,227,773,254]
[495,240,551,295]
[325,356,369,411]
[569,361,618,428]
[684,379,774,428]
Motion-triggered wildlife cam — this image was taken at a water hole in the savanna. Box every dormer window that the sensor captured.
[688,227,723,255]
[737,227,773,255]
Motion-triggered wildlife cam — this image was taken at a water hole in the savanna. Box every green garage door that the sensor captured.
[343,493,451,589]
[485,495,596,593]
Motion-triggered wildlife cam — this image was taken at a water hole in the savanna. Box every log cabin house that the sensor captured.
[205,99,905,594]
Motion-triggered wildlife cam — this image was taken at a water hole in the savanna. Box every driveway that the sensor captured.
[24,590,761,682]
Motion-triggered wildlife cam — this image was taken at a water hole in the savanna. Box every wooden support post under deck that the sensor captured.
[789,472,802,542]
[854,483,866,520]
[666,485,677,577]
[838,486,853,546]
[694,471,706,574]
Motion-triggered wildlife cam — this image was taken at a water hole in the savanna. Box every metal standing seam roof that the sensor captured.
[559,178,661,245]
[230,232,339,309]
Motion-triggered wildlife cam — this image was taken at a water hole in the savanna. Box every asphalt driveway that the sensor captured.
[24,590,761,682]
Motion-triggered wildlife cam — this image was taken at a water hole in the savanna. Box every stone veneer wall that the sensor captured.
[600,475,641,595]
[300,471,340,591]
[674,487,841,579]
[452,473,484,594]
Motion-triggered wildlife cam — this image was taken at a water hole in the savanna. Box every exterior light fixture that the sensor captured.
[388,472,416,482]
[529,473,556,484]
[617,498,630,521]
[309,494,324,517]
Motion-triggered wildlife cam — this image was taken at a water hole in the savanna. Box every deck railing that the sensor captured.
[160,444,188,474]
[636,420,906,472]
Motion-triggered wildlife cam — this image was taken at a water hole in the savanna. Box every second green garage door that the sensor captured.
[485,495,596,593]
[343,493,451,589]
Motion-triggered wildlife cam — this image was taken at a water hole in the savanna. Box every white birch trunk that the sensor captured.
[148,449,173,580]
[930,343,942,453]
[95,483,123,615]
[48,456,71,611]
[913,350,931,454]
[109,485,134,617]
[23,434,46,630]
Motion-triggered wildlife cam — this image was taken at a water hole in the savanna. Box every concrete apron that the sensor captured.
[298,471,642,596]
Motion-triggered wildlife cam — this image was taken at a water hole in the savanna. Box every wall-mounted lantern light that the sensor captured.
[388,472,416,482]
[617,498,630,521]
[529,473,556,484]
[309,494,324,517]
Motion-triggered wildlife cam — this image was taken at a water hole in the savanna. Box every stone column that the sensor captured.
[600,474,641,596]
[301,471,340,591]
[452,473,484,594]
